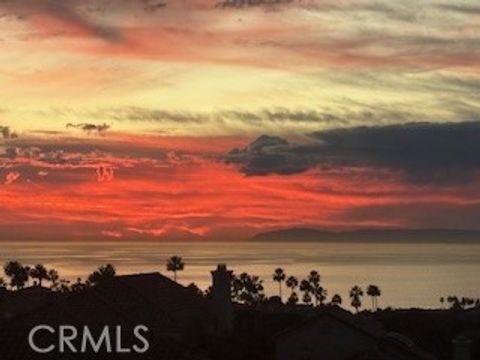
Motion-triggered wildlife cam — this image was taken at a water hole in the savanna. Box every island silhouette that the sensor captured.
[252,228,480,243]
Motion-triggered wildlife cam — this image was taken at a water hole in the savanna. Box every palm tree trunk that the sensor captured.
[279,282,282,300]
[174,271,177,282]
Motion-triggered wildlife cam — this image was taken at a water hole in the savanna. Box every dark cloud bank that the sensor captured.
[226,121,480,185]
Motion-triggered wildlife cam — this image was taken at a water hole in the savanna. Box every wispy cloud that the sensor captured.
[2,0,479,70]
[0,0,121,41]
[437,3,480,15]
[0,0,170,42]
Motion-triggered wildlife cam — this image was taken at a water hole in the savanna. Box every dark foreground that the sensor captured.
[0,270,478,360]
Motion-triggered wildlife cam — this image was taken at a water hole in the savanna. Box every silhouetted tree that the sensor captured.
[366,284,381,311]
[166,256,184,282]
[462,297,475,308]
[273,268,286,300]
[287,291,299,305]
[48,269,60,289]
[232,272,265,306]
[70,278,87,293]
[307,270,326,306]
[300,279,312,305]
[241,273,265,306]
[286,275,298,296]
[313,286,327,306]
[231,276,243,299]
[308,271,320,286]
[302,292,312,305]
[446,296,478,310]
[30,264,49,287]
[58,279,71,293]
[331,294,342,306]
[350,285,364,313]
[4,261,29,290]
[447,296,460,309]
[87,264,116,287]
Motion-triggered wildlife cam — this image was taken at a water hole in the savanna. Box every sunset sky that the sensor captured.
[1,0,480,241]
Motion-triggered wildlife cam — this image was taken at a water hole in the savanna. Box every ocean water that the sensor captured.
[0,241,479,309]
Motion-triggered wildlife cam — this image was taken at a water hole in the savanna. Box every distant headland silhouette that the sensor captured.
[252,227,480,243]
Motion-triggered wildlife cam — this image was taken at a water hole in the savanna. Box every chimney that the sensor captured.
[453,335,471,360]
[211,264,234,333]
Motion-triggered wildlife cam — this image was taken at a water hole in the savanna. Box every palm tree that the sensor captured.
[166,256,184,282]
[87,264,116,287]
[313,286,327,306]
[4,261,29,290]
[350,285,364,313]
[273,268,286,300]
[300,279,312,304]
[308,270,320,286]
[366,284,381,311]
[307,270,326,306]
[331,294,342,306]
[30,264,49,287]
[286,276,298,295]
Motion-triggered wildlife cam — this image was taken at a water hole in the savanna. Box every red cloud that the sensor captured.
[4,171,21,185]
[2,140,480,241]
